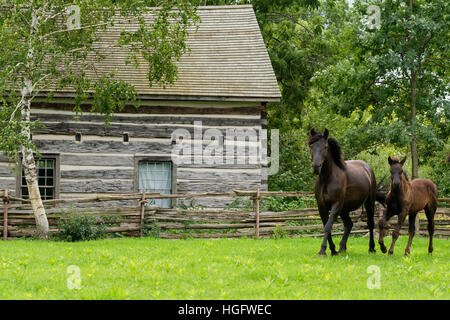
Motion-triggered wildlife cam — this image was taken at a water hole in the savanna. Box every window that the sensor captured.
[138,161,172,208]
[21,158,56,200]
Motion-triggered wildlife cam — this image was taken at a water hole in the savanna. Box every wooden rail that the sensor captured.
[0,189,448,240]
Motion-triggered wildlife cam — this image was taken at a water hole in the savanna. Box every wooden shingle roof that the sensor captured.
[61,5,281,102]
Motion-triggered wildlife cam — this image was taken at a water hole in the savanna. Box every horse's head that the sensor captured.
[308,128,329,175]
[388,156,407,191]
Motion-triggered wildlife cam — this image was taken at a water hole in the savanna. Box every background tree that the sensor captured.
[315,0,449,179]
[0,0,199,238]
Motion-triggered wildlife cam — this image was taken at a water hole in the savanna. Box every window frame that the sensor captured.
[16,153,60,201]
[134,155,177,208]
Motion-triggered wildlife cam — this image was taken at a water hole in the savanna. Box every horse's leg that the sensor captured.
[424,203,436,254]
[388,209,408,256]
[378,208,389,254]
[318,205,337,256]
[404,213,417,256]
[319,203,340,257]
[338,210,352,254]
[365,198,376,253]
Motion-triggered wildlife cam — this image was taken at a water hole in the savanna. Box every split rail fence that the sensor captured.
[1,189,449,240]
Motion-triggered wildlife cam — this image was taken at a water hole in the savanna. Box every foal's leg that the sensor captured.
[378,208,389,254]
[424,204,436,254]
[388,209,408,256]
[404,213,417,256]
[365,199,376,253]
[338,210,352,254]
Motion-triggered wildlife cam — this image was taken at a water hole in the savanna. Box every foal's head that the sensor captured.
[388,156,408,191]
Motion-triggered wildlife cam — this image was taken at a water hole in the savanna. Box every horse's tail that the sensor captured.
[376,191,386,207]
[375,176,388,207]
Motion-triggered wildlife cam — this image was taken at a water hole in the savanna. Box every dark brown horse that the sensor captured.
[308,129,378,256]
[378,156,438,256]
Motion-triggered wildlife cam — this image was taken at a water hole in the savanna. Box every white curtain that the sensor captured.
[138,162,172,208]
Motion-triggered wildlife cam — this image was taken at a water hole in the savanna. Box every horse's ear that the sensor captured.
[323,128,329,139]
[388,156,393,165]
[309,128,316,136]
[400,156,407,166]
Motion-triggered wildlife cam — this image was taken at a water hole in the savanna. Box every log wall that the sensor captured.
[0,100,269,207]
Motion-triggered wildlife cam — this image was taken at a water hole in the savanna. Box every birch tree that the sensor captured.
[0,0,199,238]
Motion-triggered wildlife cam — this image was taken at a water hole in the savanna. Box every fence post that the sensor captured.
[140,189,146,238]
[255,188,260,239]
[415,213,420,235]
[3,190,8,240]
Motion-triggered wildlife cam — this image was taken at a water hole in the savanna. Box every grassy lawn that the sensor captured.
[0,236,448,299]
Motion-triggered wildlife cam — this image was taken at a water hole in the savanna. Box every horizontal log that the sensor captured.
[62,154,135,167]
[0,179,16,191]
[31,112,262,127]
[158,231,255,239]
[36,122,262,140]
[60,179,134,193]
[177,169,262,181]
[34,138,261,157]
[31,102,263,116]
[34,139,173,154]
[233,190,315,197]
[0,164,16,176]
[61,168,135,180]
[158,222,282,230]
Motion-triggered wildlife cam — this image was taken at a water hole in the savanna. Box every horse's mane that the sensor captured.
[328,138,346,170]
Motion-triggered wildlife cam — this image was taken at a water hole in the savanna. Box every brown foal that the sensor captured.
[378,156,438,256]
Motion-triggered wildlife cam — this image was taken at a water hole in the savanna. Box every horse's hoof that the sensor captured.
[369,249,376,254]
[318,251,327,257]
[380,246,387,254]
[388,251,394,256]
[404,252,410,257]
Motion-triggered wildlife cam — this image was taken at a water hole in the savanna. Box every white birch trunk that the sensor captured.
[20,87,49,239]
[20,7,50,238]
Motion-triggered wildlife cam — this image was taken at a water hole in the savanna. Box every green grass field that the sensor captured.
[0,237,448,299]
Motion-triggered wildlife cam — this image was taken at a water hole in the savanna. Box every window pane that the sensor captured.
[46,177,54,186]
[138,161,172,208]
[46,169,54,178]
[21,157,56,199]
[38,168,46,177]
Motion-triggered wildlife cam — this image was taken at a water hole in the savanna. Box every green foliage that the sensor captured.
[261,196,316,211]
[0,0,200,161]
[179,198,205,210]
[142,217,162,238]
[272,225,287,239]
[421,143,450,197]
[57,213,106,242]
[313,0,449,173]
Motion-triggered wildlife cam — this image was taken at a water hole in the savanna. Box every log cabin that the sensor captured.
[0,5,281,208]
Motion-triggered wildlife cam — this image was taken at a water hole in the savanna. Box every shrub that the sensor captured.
[57,213,106,242]
[272,225,287,239]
